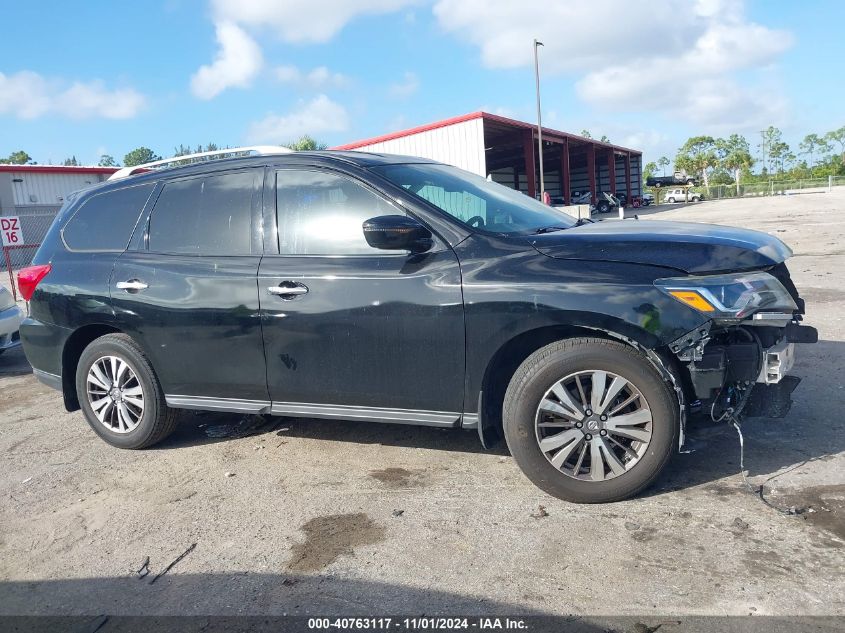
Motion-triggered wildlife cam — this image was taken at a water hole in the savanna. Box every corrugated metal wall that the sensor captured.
[11,172,106,206]
[348,118,487,176]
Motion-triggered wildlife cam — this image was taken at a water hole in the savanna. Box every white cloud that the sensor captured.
[211,0,420,44]
[247,94,350,143]
[0,71,145,120]
[388,72,419,99]
[190,21,263,99]
[433,0,793,132]
[194,0,411,98]
[275,65,351,89]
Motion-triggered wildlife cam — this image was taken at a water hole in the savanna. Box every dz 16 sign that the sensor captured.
[1,216,24,247]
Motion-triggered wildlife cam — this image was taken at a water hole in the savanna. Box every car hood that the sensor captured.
[525,220,792,274]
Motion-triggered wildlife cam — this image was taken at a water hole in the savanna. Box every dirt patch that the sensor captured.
[799,287,845,305]
[772,484,845,543]
[743,550,791,577]
[0,377,51,413]
[630,527,658,543]
[287,513,386,572]
[368,467,427,488]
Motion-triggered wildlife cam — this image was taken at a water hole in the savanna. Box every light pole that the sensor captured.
[533,38,545,201]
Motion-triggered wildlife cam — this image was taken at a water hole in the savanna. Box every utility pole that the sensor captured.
[534,38,545,201]
[759,129,767,174]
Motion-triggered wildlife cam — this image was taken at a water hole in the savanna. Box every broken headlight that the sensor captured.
[655,271,797,320]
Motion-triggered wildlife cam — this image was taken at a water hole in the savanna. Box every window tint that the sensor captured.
[276,169,400,255]
[63,183,154,251]
[372,163,575,234]
[149,171,255,255]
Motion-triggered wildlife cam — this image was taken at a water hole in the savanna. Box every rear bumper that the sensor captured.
[0,304,24,350]
[33,368,62,391]
[19,317,72,381]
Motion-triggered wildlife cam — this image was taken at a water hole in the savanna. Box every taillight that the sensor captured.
[17,264,52,301]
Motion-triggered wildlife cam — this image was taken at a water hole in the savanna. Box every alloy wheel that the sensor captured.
[86,355,144,433]
[535,370,653,482]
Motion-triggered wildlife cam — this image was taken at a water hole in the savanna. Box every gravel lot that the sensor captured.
[1,191,844,619]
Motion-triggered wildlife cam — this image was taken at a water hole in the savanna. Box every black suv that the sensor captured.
[18,151,816,503]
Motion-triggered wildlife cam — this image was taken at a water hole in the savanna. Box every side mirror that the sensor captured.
[362,215,433,253]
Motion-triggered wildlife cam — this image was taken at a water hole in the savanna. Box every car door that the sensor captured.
[110,167,269,411]
[258,165,466,426]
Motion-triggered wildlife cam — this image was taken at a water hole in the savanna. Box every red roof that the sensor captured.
[334,111,640,155]
[0,165,119,175]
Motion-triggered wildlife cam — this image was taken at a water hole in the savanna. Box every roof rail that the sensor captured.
[108,145,293,181]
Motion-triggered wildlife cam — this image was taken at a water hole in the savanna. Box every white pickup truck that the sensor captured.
[664,188,703,203]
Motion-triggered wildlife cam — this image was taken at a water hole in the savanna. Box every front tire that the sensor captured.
[503,338,678,503]
[668,197,676,203]
[76,333,178,449]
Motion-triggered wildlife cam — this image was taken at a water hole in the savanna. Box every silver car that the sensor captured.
[0,286,24,355]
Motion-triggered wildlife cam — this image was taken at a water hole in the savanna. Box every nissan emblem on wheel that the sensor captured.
[17,147,817,503]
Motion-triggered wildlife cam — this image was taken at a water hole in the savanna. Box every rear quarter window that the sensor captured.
[62,183,155,252]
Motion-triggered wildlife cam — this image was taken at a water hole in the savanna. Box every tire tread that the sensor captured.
[502,337,678,503]
[77,333,178,449]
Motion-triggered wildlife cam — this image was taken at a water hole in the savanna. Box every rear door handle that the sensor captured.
[267,282,309,299]
[115,279,149,292]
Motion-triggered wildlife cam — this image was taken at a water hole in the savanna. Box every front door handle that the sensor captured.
[267,282,309,299]
[116,279,149,292]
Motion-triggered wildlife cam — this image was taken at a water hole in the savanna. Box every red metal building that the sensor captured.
[335,111,643,205]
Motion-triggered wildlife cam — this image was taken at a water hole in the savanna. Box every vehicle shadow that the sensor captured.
[161,339,844,498]
[0,346,34,378]
[160,409,508,456]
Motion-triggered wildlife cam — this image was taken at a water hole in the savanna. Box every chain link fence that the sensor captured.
[1,210,57,301]
[698,175,845,201]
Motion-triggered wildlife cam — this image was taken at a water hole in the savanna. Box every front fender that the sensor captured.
[456,239,707,415]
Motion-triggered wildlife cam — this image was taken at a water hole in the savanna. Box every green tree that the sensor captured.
[285,135,327,151]
[675,136,717,187]
[599,135,610,143]
[3,150,33,164]
[580,130,592,139]
[123,147,161,167]
[716,134,754,190]
[62,155,79,166]
[98,154,118,167]
[657,156,670,176]
[824,126,845,165]
[759,126,788,174]
[799,133,831,167]
[768,140,790,175]
[643,161,658,183]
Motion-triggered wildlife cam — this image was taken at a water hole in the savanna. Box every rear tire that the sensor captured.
[597,200,611,213]
[75,333,178,449]
[503,337,678,503]
[668,197,676,203]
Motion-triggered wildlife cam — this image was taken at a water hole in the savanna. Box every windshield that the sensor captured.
[371,163,576,234]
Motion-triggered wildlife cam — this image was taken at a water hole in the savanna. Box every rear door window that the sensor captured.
[62,183,155,251]
[148,171,256,255]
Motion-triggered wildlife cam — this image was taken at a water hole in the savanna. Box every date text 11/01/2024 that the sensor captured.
[307,618,528,630]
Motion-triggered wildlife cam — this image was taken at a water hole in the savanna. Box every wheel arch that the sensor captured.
[476,323,683,448]
[61,323,124,411]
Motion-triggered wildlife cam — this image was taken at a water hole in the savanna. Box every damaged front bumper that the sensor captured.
[670,314,818,421]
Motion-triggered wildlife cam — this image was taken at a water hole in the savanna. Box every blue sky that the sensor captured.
[1,0,842,167]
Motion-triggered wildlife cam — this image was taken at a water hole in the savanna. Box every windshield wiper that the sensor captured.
[574,217,595,226]
[531,225,570,234]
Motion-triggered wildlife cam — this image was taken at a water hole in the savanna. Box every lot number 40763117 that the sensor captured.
[1,216,23,246]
